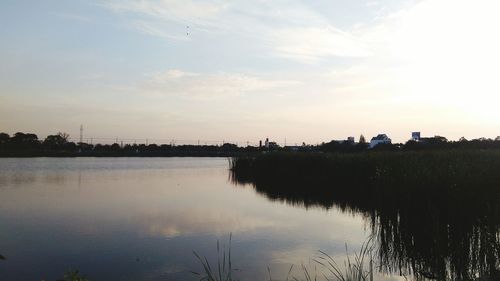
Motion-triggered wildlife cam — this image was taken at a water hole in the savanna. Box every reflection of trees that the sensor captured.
[231,172,500,280]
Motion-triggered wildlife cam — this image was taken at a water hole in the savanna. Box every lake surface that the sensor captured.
[0,157,397,281]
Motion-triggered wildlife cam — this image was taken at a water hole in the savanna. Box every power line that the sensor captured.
[70,131,306,147]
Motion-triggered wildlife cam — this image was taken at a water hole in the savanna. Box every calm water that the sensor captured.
[0,158,399,281]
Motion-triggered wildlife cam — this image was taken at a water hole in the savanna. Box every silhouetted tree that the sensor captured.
[359,134,366,144]
[44,132,70,148]
[0,133,9,145]
[354,141,369,151]
[371,142,398,151]
[221,143,238,152]
[9,132,40,151]
[147,144,159,151]
[110,143,121,151]
[11,132,39,144]
[404,140,419,150]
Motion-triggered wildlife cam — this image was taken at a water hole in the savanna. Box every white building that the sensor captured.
[369,134,392,148]
[411,132,421,141]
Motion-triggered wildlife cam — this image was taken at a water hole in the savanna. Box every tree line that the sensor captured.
[2,131,500,156]
[0,132,252,156]
[321,135,500,152]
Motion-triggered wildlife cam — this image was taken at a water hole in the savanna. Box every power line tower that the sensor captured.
[79,125,83,144]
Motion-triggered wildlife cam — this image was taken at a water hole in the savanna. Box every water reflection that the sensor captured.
[231,172,500,281]
[4,157,495,281]
[0,158,372,281]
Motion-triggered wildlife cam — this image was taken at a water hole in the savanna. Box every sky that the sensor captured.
[1,0,500,145]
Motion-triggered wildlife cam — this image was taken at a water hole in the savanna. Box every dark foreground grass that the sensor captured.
[192,235,375,281]
[52,238,375,281]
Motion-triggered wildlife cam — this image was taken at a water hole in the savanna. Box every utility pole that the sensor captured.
[79,125,83,144]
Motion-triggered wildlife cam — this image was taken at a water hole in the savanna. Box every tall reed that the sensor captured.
[193,235,375,281]
[191,234,237,281]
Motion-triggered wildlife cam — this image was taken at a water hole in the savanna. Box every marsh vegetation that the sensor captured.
[230,151,500,280]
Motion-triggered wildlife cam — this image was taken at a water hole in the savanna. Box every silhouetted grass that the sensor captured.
[56,270,89,281]
[315,238,374,281]
[191,234,239,281]
[230,150,500,281]
[193,236,375,281]
[231,150,500,204]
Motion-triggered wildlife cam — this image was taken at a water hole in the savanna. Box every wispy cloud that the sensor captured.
[131,20,189,41]
[103,0,225,24]
[142,69,299,99]
[55,13,94,23]
[100,0,370,63]
[271,26,371,63]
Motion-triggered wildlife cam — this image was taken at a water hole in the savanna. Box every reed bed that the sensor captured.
[230,150,500,281]
[230,150,500,205]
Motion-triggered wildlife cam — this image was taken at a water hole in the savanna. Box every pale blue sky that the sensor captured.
[1,0,500,144]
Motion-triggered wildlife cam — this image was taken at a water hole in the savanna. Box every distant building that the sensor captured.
[409,132,447,145]
[411,132,421,141]
[285,145,300,152]
[369,134,392,148]
[260,137,279,150]
[333,136,356,145]
[268,141,279,149]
